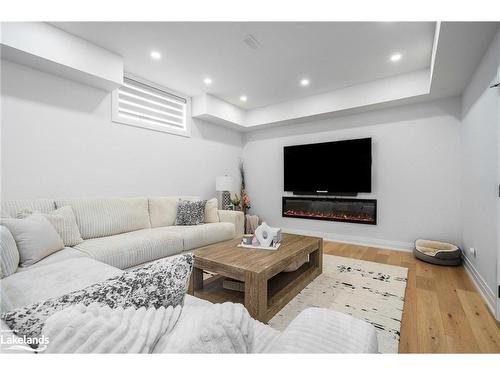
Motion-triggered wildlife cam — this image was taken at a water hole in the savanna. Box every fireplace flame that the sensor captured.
[283,209,375,223]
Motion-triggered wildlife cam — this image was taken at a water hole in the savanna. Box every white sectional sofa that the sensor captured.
[1,196,244,271]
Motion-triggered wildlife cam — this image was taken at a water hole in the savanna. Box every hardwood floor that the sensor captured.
[324,241,500,353]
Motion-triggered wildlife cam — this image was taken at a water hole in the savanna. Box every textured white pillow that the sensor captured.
[1,225,19,278]
[1,213,64,267]
[204,198,219,223]
[18,206,83,247]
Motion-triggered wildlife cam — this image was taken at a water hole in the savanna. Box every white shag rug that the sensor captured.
[268,254,408,353]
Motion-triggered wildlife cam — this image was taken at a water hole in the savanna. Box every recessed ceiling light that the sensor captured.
[240,95,247,102]
[203,77,212,85]
[300,78,310,86]
[150,51,161,60]
[390,53,402,62]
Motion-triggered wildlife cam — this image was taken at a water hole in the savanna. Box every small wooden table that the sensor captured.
[188,233,323,323]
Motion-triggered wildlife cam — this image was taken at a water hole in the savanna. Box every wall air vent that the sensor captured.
[112,75,190,137]
[243,34,263,50]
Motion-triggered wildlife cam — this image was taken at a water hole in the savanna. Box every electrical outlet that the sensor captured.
[468,247,477,257]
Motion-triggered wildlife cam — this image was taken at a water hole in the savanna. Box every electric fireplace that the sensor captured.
[282,196,377,225]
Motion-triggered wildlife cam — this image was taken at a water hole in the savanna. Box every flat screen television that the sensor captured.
[283,138,372,194]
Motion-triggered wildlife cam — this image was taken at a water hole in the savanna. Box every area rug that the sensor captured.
[268,254,408,353]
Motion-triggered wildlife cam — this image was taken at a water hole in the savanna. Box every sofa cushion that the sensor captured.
[1,199,55,218]
[1,258,123,312]
[1,214,65,267]
[148,196,199,228]
[166,222,235,251]
[73,228,184,269]
[55,197,150,239]
[16,247,87,272]
[18,206,83,247]
[1,226,19,278]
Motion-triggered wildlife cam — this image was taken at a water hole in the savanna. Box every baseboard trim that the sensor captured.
[280,227,414,252]
[462,255,497,319]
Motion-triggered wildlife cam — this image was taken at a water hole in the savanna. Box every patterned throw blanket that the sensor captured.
[1,254,193,343]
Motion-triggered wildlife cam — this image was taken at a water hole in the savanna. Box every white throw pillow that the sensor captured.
[0,225,19,278]
[1,213,64,267]
[205,198,219,223]
[18,206,83,247]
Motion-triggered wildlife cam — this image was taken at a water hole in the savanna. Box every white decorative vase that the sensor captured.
[254,222,280,247]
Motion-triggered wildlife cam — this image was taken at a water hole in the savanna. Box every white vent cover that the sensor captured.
[243,34,263,50]
[112,76,189,136]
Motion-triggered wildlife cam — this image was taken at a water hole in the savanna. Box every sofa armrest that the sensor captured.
[218,210,244,238]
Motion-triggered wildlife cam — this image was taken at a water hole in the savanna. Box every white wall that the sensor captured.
[460,28,500,297]
[1,60,243,200]
[243,97,462,250]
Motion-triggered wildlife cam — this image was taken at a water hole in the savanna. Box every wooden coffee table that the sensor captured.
[188,233,323,323]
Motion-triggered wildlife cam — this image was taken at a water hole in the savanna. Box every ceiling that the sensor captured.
[52,22,436,109]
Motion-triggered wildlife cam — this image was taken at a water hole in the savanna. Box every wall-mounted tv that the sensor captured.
[283,138,372,194]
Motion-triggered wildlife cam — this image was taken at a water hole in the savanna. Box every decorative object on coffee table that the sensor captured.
[242,234,254,245]
[254,222,280,247]
[239,231,281,251]
[216,175,233,210]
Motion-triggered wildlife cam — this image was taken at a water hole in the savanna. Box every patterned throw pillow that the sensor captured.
[175,200,207,225]
[1,253,193,344]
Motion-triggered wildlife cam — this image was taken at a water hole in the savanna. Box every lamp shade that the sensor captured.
[216,176,233,191]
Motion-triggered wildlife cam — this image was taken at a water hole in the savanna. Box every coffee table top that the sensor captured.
[192,233,322,279]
